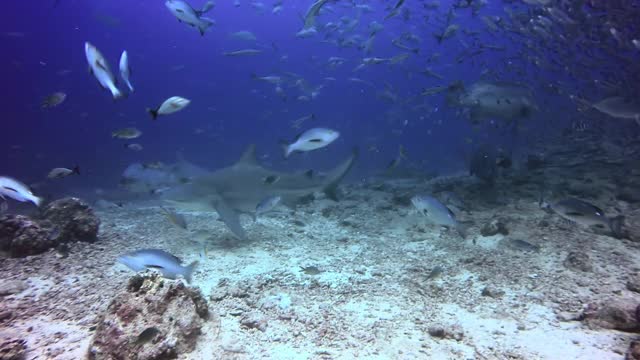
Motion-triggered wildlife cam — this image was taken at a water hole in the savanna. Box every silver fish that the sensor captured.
[118,249,198,283]
[411,195,466,238]
[280,127,339,158]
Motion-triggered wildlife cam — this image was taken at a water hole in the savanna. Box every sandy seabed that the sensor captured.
[1,174,639,360]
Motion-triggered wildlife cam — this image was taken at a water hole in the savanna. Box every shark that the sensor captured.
[163,144,358,240]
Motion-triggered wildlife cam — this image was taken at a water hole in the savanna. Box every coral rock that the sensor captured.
[87,273,211,360]
[563,251,592,272]
[41,197,100,243]
[480,219,509,237]
[0,215,56,257]
[628,341,640,360]
[582,299,640,332]
[0,336,27,360]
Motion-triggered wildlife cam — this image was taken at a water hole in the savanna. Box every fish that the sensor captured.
[125,143,143,151]
[0,176,43,206]
[280,128,339,158]
[119,50,134,93]
[117,249,198,283]
[223,49,262,56]
[592,97,640,124]
[161,207,188,229]
[230,30,256,41]
[84,42,123,99]
[162,145,357,240]
[112,127,142,139]
[290,114,315,129]
[147,96,191,120]
[502,239,540,252]
[546,198,624,238]
[449,81,537,123]
[255,195,281,218]
[411,195,466,238]
[301,0,329,31]
[41,92,66,108]
[47,166,80,179]
[251,74,282,84]
[165,0,215,36]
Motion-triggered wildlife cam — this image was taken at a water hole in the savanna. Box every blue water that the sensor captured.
[2,0,630,198]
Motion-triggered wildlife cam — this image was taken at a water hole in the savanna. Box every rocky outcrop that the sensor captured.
[40,197,100,243]
[87,273,211,360]
[0,197,100,257]
[0,215,56,257]
[582,299,640,332]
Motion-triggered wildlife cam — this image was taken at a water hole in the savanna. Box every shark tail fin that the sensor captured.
[609,215,625,239]
[183,261,198,284]
[198,18,215,36]
[200,0,215,14]
[279,140,291,158]
[323,147,358,201]
[456,223,467,239]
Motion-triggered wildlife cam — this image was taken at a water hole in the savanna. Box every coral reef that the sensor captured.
[0,215,56,257]
[87,273,211,360]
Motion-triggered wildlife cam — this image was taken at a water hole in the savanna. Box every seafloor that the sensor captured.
[2,134,640,359]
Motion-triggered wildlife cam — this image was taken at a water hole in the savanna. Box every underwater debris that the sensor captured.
[88,273,210,360]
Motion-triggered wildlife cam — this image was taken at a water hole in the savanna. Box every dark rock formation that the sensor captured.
[87,273,210,360]
[40,197,100,243]
[0,336,27,360]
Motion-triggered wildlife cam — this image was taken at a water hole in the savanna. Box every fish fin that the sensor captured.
[236,144,259,166]
[147,107,159,120]
[213,198,248,240]
[183,261,198,284]
[72,165,80,175]
[456,223,467,239]
[609,216,625,239]
[279,140,291,158]
[200,0,214,13]
[197,18,214,36]
[323,147,358,201]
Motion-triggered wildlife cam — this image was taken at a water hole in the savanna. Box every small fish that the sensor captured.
[223,49,262,56]
[411,195,466,238]
[546,198,624,237]
[119,50,134,93]
[47,166,80,179]
[255,195,281,217]
[41,92,66,108]
[117,249,198,283]
[161,207,188,229]
[426,266,443,280]
[143,161,165,170]
[125,143,143,151]
[85,42,123,99]
[0,176,43,206]
[147,96,190,120]
[503,239,540,252]
[280,127,340,158]
[112,127,142,139]
[300,265,323,275]
[165,0,215,36]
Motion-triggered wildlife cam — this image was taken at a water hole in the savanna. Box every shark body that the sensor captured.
[164,145,358,240]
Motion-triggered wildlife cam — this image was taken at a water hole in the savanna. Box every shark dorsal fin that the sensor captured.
[236,144,259,166]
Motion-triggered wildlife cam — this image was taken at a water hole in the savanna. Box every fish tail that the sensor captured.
[147,108,159,120]
[279,140,291,158]
[33,196,44,207]
[183,261,199,284]
[609,216,625,239]
[73,165,81,175]
[456,223,467,239]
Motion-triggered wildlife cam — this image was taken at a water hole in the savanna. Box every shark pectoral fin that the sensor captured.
[213,199,248,240]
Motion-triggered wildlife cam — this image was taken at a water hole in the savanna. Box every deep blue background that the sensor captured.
[1,0,584,198]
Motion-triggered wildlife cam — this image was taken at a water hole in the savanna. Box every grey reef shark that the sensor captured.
[163,144,358,240]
